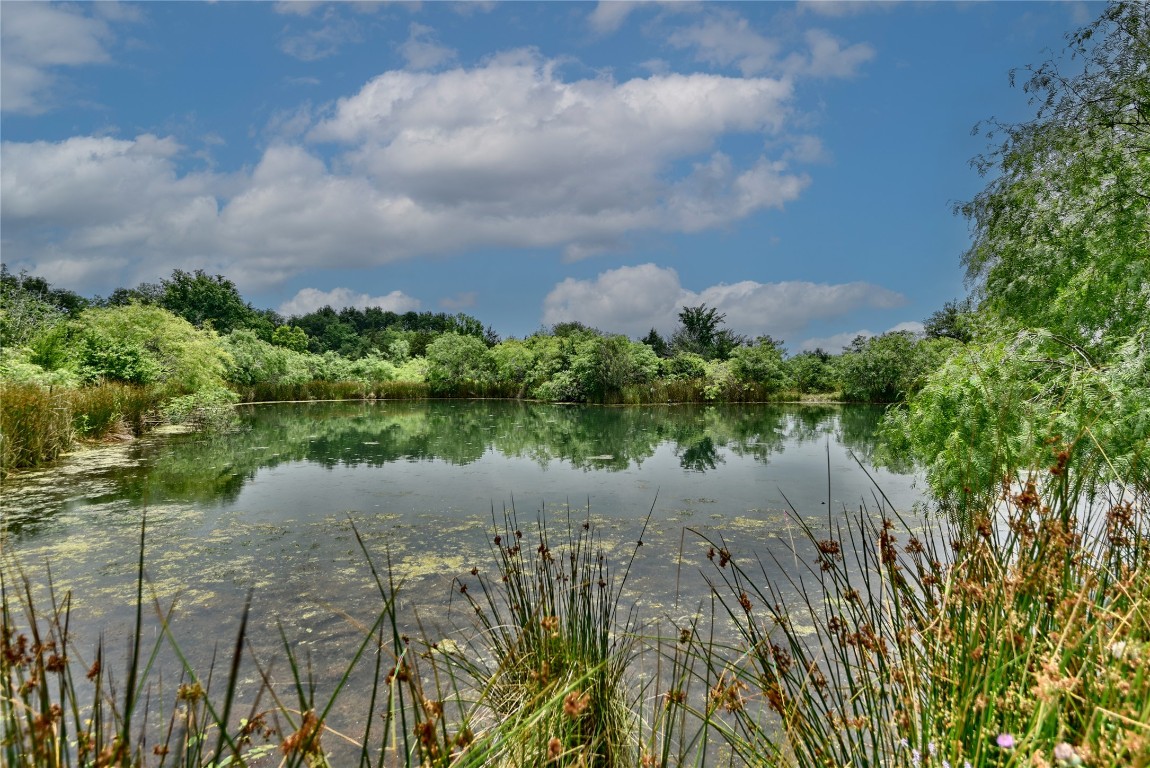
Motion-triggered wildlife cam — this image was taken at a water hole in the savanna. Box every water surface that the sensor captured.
[1,400,924,740]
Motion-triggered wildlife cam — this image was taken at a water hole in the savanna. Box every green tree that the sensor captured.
[74,303,230,392]
[888,2,1150,503]
[784,349,837,394]
[159,269,256,334]
[572,335,659,402]
[425,332,493,389]
[671,304,746,360]
[959,1,1149,351]
[0,274,66,349]
[729,335,786,391]
[271,324,310,353]
[923,298,977,343]
[839,332,936,403]
[640,328,671,358]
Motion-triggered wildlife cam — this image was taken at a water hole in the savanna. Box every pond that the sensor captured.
[1,400,925,752]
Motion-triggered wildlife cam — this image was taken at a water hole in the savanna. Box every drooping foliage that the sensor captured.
[889,1,1150,503]
[959,1,1149,350]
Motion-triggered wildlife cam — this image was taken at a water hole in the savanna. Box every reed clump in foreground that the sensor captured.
[3,466,1148,767]
[696,460,1149,767]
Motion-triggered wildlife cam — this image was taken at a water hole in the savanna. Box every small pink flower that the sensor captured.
[995,733,1015,750]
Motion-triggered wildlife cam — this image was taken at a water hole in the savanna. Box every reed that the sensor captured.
[0,383,72,474]
[693,462,1149,767]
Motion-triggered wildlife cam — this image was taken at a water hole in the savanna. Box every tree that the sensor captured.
[425,332,493,389]
[959,1,1149,351]
[839,332,945,403]
[671,304,746,360]
[104,282,163,306]
[73,303,230,392]
[923,298,977,343]
[888,2,1150,503]
[640,328,670,358]
[159,269,255,335]
[785,349,837,394]
[271,324,310,353]
[729,336,786,391]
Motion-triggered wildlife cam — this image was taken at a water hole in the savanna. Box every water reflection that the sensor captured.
[1,402,895,539]
[1,400,921,760]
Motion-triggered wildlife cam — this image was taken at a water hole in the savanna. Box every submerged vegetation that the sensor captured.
[4,475,1147,766]
[3,2,1149,766]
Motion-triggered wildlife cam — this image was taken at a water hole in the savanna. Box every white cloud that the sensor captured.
[791,29,874,79]
[280,15,363,61]
[588,2,639,35]
[667,9,779,76]
[797,321,924,353]
[0,3,116,114]
[796,1,897,18]
[666,9,873,80]
[541,263,906,340]
[274,1,326,17]
[278,287,421,317]
[2,54,814,295]
[399,23,456,70]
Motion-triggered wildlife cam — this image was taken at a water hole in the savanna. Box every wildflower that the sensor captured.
[996,733,1015,750]
[1109,640,1128,659]
[911,747,922,767]
[1053,742,1083,766]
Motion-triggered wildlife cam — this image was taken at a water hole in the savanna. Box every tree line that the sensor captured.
[1,263,969,408]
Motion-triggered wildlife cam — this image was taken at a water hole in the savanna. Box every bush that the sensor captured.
[729,337,786,391]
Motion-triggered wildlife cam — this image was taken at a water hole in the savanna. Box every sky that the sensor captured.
[0,0,1100,351]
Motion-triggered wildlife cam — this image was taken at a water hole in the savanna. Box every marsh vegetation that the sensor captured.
[2,2,1149,765]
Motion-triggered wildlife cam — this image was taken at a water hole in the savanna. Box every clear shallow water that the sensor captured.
[1,400,924,743]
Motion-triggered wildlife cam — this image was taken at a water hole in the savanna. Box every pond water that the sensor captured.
[1,400,925,750]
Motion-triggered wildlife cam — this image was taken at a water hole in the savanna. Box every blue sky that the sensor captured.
[0,1,1098,350]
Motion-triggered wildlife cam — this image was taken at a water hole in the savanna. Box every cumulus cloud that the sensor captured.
[280,14,363,61]
[541,263,906,340]
[439,291,478,310]
[3,53,816,295]
[667,9,780,76]
[278,286,421,317]
[399,23,456,70]
[666,9,873,80]
[588,2,640,35]
[791,29,874,79]
[1,3,115,114]
[797,1,898,18]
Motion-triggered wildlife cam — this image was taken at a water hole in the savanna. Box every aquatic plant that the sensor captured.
[0,383,73,473]
[694,460,1150,766]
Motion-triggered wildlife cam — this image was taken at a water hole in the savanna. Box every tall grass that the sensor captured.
[694,464,1150,766]
[0,383,73,473]
[1,382,166,474]
[444,507,646,767]
[235,379,432,403]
